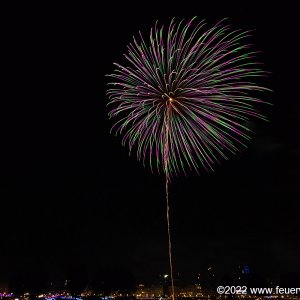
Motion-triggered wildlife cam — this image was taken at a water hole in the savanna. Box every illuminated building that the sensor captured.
[136,284,163,298]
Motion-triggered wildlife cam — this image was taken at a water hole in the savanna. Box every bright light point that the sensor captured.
[164,274,169,278]
[168,97,173,102]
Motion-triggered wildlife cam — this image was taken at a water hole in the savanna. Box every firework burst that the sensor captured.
[106,17,270,178]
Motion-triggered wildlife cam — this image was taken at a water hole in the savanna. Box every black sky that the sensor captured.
[1,1,300,287]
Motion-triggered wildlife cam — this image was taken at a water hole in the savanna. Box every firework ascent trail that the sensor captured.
[164,99,174,300]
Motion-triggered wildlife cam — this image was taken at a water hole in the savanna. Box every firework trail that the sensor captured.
[106,17,270,299]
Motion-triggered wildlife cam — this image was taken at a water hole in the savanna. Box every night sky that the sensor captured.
[1,1,300,288]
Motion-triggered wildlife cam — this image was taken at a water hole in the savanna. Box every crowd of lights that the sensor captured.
[0,293,14,298]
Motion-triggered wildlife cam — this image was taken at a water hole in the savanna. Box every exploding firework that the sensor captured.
[107,17,270,177]
[106,17,271,300]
